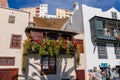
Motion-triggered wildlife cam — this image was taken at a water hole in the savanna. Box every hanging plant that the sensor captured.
[76,52,80,66]
[22,37,78,74]
[23,37,78,57]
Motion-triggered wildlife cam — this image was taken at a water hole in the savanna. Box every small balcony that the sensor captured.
[96,29,116,40]
[90,16,120,43]
[23,27,78,57]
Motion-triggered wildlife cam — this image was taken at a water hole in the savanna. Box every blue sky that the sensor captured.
[8,0,120,15]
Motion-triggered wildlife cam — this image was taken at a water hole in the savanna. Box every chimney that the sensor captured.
[73,2,79,12]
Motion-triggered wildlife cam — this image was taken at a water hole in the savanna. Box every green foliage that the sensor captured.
[48,47,53,57]
[22,38,78,74]
[66,47,70,55]
[38,46,44,57]
[23,38,77,57]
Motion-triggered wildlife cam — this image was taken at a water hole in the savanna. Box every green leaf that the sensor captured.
[66,47,70,55]
[48,47,53,57]
[38,46,44,56]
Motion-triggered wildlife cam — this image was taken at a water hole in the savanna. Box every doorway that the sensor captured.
[76,70,85,80]
[0,68,18,80]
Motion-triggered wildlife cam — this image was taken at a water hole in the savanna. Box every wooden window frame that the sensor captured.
[41,56,56,75]
[10,34,22,49]
[114,44,120,59]
[111,12,117,19]
[8,15,15,24]
[30,31,43,42]
[47,33,58,40]
[97,43,107,59]
[0,57,15,66]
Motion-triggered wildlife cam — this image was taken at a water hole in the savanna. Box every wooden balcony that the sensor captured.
[90,16,120,43]
[92,29,116,42]
[24,27,78,57]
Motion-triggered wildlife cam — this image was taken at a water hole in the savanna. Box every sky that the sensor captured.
[8,0,120,15]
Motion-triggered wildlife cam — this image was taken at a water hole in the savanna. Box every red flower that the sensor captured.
[73,41,77,47]
[34,40,39,43]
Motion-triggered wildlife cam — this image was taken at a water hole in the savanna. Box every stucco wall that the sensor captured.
[61,6,84,33]
[62,4,120,80]
[20,8,36,22]
[0,8,29,79]
[82,5,120,79]
[27,54,76,80]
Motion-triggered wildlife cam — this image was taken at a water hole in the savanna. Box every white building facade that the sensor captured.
[56,8,73,18]
[62,4,120,80]
[20,7,39,22]
[23,27,79,80]
[20,4,56,20]
[0,7,29,80]
[39,4,48,18]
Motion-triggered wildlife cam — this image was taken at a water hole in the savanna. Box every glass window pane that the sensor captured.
[97,43,107,59]
[10,34,22,49]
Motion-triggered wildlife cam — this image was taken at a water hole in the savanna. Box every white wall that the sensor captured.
[62,4,120,80]
[47,14,56,18]
[61,6,84,33]
[61,5,88,80]
[81,5,120,79]
[82,4,120,66]
[0,7,29,79]
[20,7,36,22]
[39,4,48,18]
[28,54,76,80]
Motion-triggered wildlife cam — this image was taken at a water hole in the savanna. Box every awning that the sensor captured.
[100,63,108,68]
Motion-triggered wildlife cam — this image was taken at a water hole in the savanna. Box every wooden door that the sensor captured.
[76,70,85,80]
[0,68,18,80]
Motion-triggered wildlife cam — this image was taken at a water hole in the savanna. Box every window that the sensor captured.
[36,13,39,17]
[114,44,120,59]
[75,39,84,53]
[97,43,107,59]
[10,34,22,49]
[95,20,103,30]
[111,12,117,19]
[41,5,43,7]
[30,31,43,42]
[8,15,15,24]
[69,14,72,16]
[47,33,58,40]
[58,16,60,18]
[44,5,47,7]
[0,57,15,66]
[41,56,56,75]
